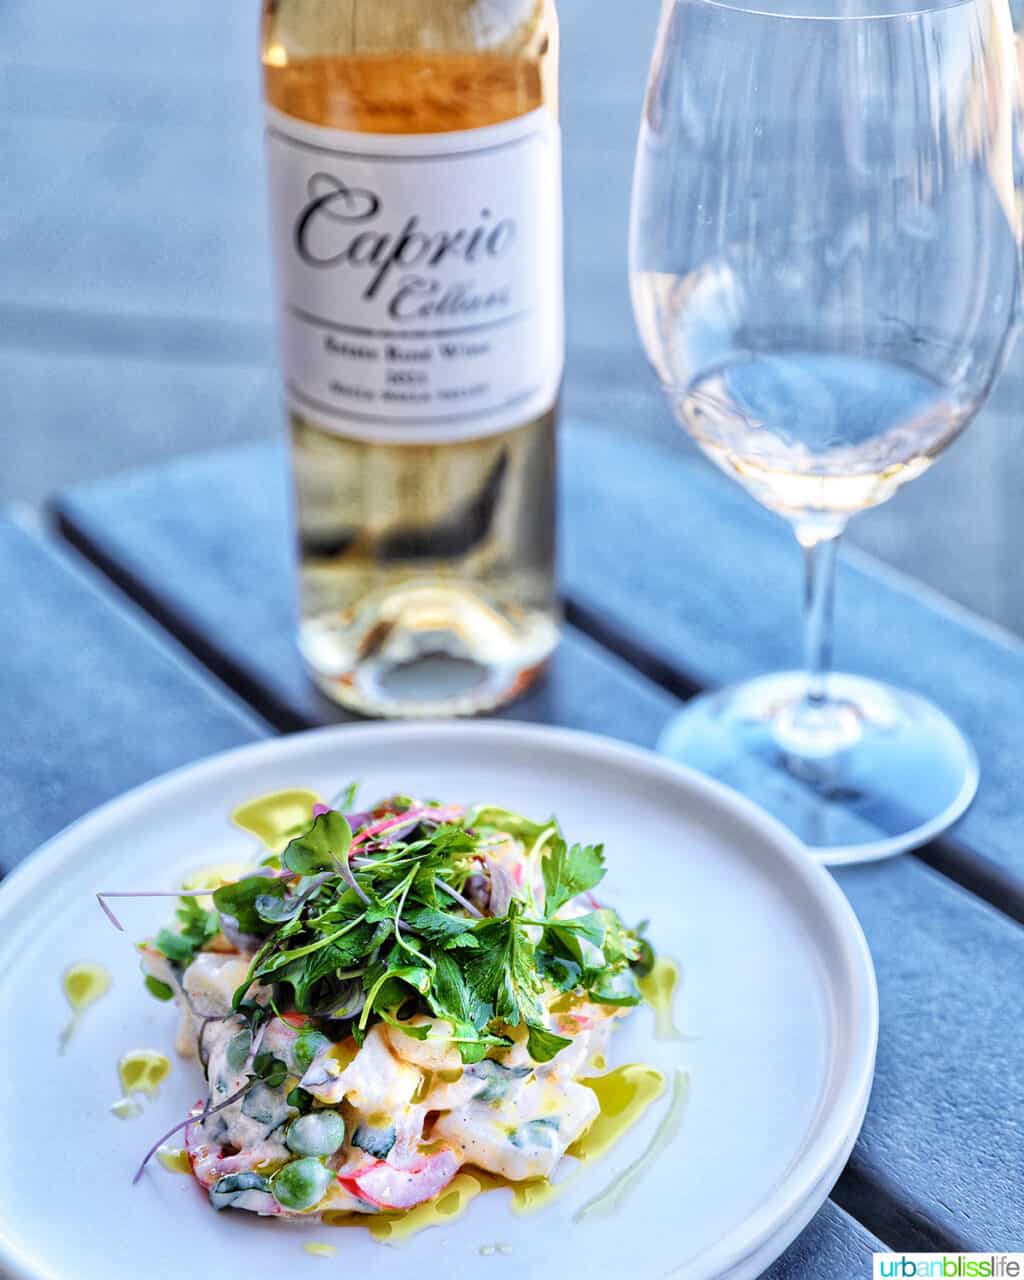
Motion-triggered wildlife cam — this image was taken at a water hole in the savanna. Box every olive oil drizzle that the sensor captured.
[231,789,323,852]
[574,1069,690,1222]
[156,1146,192,1175]
[303,1242,337,1258]
[508,1063,668,1215]
[118,1049,171,1098]
[638,957,684,1041]
[59,962,111,1051]
[571,1065,667,1163]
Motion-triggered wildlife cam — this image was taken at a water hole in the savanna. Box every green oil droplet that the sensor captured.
[118,1050,171,1098]
[637,957,684,1041]
[232,789,323,852]
[156,1147,191,1174]
[574,1070,690,1222]
[303,1242,337,1258]
[59,963,111,1052]
[64,963,111,1011]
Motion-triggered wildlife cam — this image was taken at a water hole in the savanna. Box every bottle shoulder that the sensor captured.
[263,0,555,58]
[262,0,559,130]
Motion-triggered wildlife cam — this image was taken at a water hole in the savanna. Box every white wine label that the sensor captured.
[266,105,564,444]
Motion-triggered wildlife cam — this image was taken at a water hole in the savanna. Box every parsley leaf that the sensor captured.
[544,910,607,954]
[466,901,543,1028]
[542,840,606,916]
[252,1051,288,1089]
[470,807,554,843]
[430,951,488,1024]
[404,905,477,944]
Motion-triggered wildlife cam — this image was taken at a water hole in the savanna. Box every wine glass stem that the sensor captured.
[773,524,862,758]
[801,530,839,707]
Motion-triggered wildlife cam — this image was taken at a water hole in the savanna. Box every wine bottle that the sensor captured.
[262,0,563,717]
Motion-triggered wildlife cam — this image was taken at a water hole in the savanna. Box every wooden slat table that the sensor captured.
[6,424,1024,1274]
[0,508,884,1277]
[33,420,1019,1266]
[3,0,1020,1270]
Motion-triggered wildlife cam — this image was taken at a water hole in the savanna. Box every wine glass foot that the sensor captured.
[658,672,978,864]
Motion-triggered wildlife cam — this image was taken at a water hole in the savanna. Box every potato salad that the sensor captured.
[129,793,654,1220]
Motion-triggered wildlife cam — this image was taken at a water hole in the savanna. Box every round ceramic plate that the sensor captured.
[0,723,876,1280]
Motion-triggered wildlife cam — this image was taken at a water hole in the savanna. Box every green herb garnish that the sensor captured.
[127,795,652,1070]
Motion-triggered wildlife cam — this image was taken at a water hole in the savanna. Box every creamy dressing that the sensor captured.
[142,944,681,1238]
[506,1064,668,1217]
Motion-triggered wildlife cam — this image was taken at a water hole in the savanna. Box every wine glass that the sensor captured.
[630,0,1021,861]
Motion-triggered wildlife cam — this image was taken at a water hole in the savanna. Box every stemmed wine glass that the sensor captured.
[630,0,1021,861]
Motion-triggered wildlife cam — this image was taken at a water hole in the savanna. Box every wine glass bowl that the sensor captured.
[630,0,1021,860]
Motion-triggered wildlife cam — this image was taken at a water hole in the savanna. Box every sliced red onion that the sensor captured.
[345,810,375,832]
[434,878,484,919]
[487,860,517,918]
[219,914,264,953]
[317,978,367,1020]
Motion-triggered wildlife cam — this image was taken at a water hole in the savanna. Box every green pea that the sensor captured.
[272,1157,333,1212]
[292,1029,330,1074]
[286,1110,346,1157]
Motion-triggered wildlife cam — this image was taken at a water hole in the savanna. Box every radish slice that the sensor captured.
[339,1148,459,1211]
[185,1105,257,1190]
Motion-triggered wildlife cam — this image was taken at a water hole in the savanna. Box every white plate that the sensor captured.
[0,723,877,1280]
